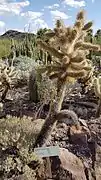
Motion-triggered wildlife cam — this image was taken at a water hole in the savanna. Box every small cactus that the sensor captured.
[94,76,101,117]
[56,109,80,127]
[28,69,39,103]
[0,62,17,101]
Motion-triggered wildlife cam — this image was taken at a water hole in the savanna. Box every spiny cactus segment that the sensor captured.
[94,76,101,117]
[94,76,101,97]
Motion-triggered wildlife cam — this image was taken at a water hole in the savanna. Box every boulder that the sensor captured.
[59,148,87,180]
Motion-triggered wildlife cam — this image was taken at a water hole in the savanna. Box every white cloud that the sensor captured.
[0,21,5,28]
[92,0,95,3]
[34,19,49,29]
[0,0,30,15]
[21,11,43,20]
[21,10,48,33]
[24,18,49,33]
[50,10,70,19]
[44,3,60,9]
[63,0,86,8]
[0,20,6,34]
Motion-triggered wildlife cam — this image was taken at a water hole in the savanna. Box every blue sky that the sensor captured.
[0,0,100,35]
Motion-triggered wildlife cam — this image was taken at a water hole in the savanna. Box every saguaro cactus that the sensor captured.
[94,76,101,117]
[34,10,100,147]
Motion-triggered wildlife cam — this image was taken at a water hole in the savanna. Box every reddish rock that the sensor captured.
[69,125,89,145]
[59,148,87,180]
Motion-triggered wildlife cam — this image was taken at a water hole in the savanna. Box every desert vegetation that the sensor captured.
[1,9,101,180]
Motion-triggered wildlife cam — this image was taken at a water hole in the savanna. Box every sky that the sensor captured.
[0,0,101,35]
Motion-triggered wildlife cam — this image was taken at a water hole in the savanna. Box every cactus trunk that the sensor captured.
[1,84,9,101]
[33,80,67,147]
[96,99,101,118]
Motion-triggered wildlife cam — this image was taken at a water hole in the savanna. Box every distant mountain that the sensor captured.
[0,30,35,40]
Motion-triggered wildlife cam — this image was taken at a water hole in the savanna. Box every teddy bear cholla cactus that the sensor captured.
[0,62,17,100]
[34,10,100,147]
[93,76,101,118]
[37,11,100,82]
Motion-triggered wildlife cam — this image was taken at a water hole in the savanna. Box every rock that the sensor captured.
[79,118,88,127]
[69,125,88,145]
[95,145,101,180]
[54,133,60,140]
[0,102,3,111]
[83,161,93,180]
[57,123,68,130]
[76,107,83,116]
[69,105,74,111]
[59,148,87,180]
[83,108,88,118]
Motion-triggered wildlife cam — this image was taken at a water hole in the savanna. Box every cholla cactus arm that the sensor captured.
[82,21,93,31]
[93,76,101,118]
[70,60,87,70]
[45,31,55,38]
[94,77,101,98]
[37,40,64,59]
[75,42,100,51]
[60,69,86,79]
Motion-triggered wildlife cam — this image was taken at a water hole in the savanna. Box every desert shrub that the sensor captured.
[0,115,45,148]
[13,56,57,102]
[0,38,19,59]
[13,56,38,85]
[0,115,45,179]
[0,39,11,59]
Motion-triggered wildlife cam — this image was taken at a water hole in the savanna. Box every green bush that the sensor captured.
[13,56,38,85]
[0,115,45,148]
[0,39,11,59]
[0,115,45,179]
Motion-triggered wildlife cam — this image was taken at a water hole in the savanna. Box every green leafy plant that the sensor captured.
[34,10,100,147]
